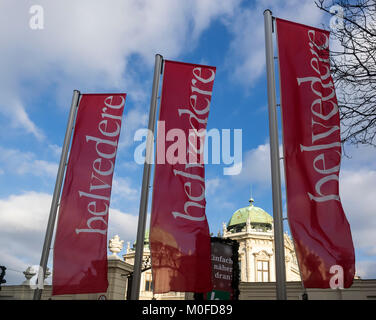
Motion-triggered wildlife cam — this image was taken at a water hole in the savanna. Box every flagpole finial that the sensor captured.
[264,9,272,15]
[155,54,164,74]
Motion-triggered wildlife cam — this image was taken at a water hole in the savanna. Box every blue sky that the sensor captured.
[0,0,375,285]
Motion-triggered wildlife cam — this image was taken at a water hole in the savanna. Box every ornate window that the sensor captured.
[253,250,271,282]
[144,273,153,292]
[256,260,269,282]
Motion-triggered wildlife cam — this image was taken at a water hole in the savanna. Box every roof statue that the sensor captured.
[108,235,124,259]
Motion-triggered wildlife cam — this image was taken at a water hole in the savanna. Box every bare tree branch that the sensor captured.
[316,0,376,146]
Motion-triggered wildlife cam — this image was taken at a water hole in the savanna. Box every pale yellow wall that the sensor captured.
[223,229,301,284]
[239,279,376,300]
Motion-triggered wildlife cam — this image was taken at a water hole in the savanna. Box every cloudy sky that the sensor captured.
[0,0,375,285]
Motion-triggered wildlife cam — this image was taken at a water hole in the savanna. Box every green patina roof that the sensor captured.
[228,199,273,230]
[134,230,149,246]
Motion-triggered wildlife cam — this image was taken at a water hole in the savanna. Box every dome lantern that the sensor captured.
[227,198,273,233]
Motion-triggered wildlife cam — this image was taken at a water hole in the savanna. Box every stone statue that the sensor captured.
[222,222,227,234]
[22,265,50,286]
[108,235,124,259]
[22,266,36,286]
[246,215,252,232]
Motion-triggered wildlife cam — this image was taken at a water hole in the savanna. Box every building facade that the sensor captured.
[122,197,301,299]
[222,198,301,283]
[123,230,185,300]
[3,199,375,300]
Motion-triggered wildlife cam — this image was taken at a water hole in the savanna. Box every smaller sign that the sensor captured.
[206,237,239,300]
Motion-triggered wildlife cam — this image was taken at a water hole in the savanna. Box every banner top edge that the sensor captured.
[164,59,216,70]
[79,93,127,96]
[275,17,330,35]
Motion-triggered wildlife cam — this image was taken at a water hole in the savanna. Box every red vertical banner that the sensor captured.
[276,18,355,288]
[150,60,216,294]
[53,93,126,295]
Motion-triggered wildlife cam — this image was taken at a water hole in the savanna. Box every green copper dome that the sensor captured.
[133,230,149,248]
[227,198,273,232]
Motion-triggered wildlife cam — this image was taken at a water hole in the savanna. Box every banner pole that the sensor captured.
[33,90,80,300]
[263,9,287,300]
[130,54,163,300]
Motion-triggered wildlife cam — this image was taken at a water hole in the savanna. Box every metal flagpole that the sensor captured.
[33,90,81,300]
[130,54,163,300]
[263,9,287,300]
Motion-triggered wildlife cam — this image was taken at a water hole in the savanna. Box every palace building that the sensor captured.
[122,197,300,299]
[2,197,375,300]
[222,197,301,283]
[123,230,185,300]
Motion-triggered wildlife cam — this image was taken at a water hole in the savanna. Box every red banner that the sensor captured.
[276,18,355,288]
[53,93,126,295]
[150,60,216,293]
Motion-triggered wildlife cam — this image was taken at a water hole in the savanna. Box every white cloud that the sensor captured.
[118,107,148,150]
[188,0,242,39]
[340,169,376,257]
[341,144,376,170]
[339,145,376,271]
[0,191,139,285]
[0,0,240,140]
[233,142,284,187]
[0,192,51,284]
[107,208,138,245]
[206,177,221,196]
[0,100,45,141]
[112,176,138,200]
[356,261,376,280]
[0,192,51,233]
[48,144,62,159]
[0,251,30,286]
[226,0,325,87]
[240,143,271,185]
[0,146,58,178]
